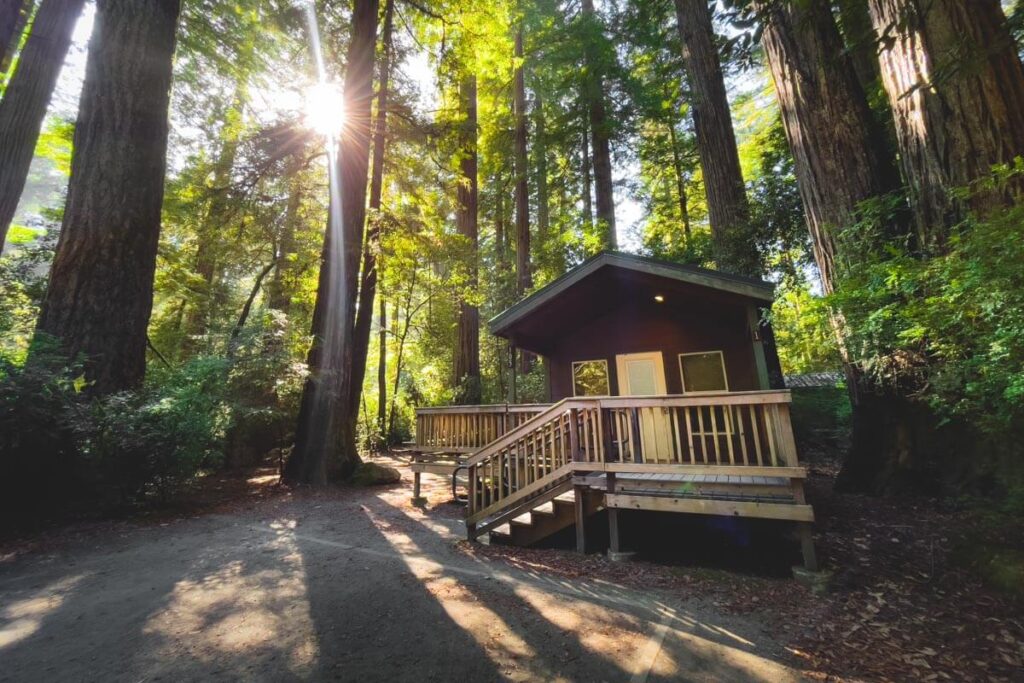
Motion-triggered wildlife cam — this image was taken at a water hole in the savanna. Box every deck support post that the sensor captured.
[607,472,621,555]
[574,484,587,553]
[798,522,818,572]
[466,521,477,542]
[412,471,427,506]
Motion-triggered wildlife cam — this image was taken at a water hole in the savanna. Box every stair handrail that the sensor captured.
[463,397,599,468]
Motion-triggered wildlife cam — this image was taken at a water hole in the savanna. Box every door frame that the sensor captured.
[614,351,667,396]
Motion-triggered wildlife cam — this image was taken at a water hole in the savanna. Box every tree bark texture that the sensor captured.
[674,0,758,276]
[453,75,481,404]
[759,0,901,294]
[0,0,85,250]
[580,0,616,249]
[348,0,394,426]
[513,28,531,296]
[286,0,378,485]
[35,0,181,395]
[0,0,34,77]
[869,0,1024,244]
[377,293,386,445]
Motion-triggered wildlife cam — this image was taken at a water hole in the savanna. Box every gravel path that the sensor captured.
[0,463,808,682]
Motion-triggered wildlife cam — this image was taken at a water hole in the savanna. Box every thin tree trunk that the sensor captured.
[0,0,85,250]
[182,82,248,349]
[268,156,304,313]
[869,0,1024,243]
[581,122,594,230]
[580,0,616,249]
[34,0,181,395]
[229,259,276,345]
[286,0,379,485]
[666,120,691,238]
[388,273,416,439]
[348,0,394,425]
[376,292,387,446]
[0,0,34,77]
[513,28,531,297]
[495,170,506,267]
[674,0,758,276]
[453,74,481,404]
[534,94,550,242]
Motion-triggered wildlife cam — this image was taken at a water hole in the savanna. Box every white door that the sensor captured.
[615,352,673,462]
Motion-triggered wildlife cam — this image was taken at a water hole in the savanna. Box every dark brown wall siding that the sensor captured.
[546,299,759,401]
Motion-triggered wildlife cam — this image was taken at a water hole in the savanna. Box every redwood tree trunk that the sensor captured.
[581,122,593,229]
[580,0,616,249]
[0,0,34,77]
[869,0,1024,243]
[348,0,394,426]
[674,0,757,276]
[759,0,901,294]
[453,75,481,404]
[286,0,378,485]
[0,0,85,250]
[34,0,181,394]
[666,120,691,237]
[513,28,531,296]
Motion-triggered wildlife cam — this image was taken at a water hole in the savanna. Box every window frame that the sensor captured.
[678,350,729,394]
[571,359,611,397]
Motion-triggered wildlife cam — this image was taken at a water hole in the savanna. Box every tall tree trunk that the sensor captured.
[534,94,550,242]
[666,120,691,238]
[495,170,507,267]
[286,0,379,485]
[34,0,181,395]
[348,0,394,426]
[759,0,922,494]
[869,0,1024,243]
[0,0,34,77]
[581,122,594,230]
[513,28,531,296]
[453,74,481,404]
[580,0,616,249]
[759,0,901,295]
[0,0,85,250]
[673,0,758,276]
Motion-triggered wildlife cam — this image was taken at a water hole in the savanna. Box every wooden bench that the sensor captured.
[396,445,475,502]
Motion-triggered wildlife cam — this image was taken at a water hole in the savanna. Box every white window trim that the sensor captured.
[571,359,610,397]
[678,350,729,394]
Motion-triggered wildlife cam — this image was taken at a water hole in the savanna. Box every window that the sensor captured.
[679,351,728,393]
[572,360,610,396]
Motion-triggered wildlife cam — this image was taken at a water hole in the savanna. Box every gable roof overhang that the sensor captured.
[488,252,775,355]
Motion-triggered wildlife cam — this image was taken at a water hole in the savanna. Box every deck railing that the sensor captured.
[414,403,550,451]
[450,391,800,523]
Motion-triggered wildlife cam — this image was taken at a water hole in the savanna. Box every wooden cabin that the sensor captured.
[411,252,816,570]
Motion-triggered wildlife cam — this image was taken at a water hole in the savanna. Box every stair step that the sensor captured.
[554,491,576,503]
[531,501,555,516]
[492,523,511,536]
[510,512,533,526]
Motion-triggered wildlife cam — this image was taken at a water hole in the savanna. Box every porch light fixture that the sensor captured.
[654,294,665,303]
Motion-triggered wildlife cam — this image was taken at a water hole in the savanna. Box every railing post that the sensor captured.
[629,407,643,464]
[600,406,613,464]
[568,408,581,462]
[774,402,799,466]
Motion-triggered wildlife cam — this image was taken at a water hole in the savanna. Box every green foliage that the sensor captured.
[833,171,1024,490]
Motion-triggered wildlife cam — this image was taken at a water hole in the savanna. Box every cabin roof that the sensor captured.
[489,252,774,351]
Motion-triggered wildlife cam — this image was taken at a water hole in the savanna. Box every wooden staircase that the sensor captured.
[425,392,818,569]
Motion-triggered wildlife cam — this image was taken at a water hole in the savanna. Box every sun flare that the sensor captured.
[304,82,344,137]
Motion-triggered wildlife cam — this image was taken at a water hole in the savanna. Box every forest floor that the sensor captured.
[0,453,1021,682]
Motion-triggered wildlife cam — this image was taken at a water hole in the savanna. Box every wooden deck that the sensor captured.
[413,391,817,569]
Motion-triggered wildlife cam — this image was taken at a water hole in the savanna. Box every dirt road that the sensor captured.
[0,464,807,682]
